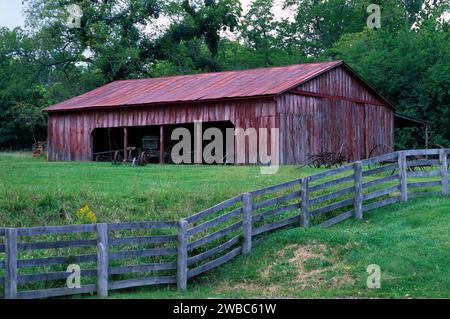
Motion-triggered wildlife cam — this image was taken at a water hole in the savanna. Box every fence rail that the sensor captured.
[0,149,449,299]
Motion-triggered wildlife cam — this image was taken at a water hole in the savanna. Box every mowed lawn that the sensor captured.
[1,152,449,298]
[0,152,319,227]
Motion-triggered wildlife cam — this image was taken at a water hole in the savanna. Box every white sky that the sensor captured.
[0,0,25,29]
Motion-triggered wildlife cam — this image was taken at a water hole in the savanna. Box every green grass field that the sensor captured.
[0,152,320,227]
[1,152,449,298]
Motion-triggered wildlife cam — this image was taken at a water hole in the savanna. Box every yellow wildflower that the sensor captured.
[76,204,97,224]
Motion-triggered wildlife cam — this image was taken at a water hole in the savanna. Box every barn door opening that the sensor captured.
[163,121,235,164]
[92,126,162,163]
[127,126,161,163]
[90,121,235,164]
[91,128,124,161]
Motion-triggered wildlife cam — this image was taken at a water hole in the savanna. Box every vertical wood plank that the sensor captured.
[5,228,17,299]
[242,193,253,254]
[177,219,188,291]
[300,178,310,227]
[96,223,108,298]
[439,149,449,195]
[278,113,285,165]
[160,125,165,164]
[398,151,408,202]
[354,161,363,219]
[123,127,128,162]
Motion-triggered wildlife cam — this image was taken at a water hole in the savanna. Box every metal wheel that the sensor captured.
[138,151,149,166]
[112,151,122,165]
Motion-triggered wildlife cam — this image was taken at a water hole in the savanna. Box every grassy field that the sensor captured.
[100,195,450,299]
[1,152,449,298]
[0,152,320,227]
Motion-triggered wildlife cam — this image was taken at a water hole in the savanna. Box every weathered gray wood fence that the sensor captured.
[0,149,448,299]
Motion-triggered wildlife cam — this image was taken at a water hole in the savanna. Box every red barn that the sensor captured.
[43,60,395,164]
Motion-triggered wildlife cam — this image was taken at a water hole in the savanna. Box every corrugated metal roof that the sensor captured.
[44,61,344,112]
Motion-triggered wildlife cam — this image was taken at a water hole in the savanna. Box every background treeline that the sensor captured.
[0,0,448,150]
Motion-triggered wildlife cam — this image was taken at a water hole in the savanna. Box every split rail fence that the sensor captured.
[0,149,448,299]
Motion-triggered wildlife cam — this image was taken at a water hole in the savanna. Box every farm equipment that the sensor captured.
[303,144,353,168]
[108,135,160,166]
[32,141,47,157]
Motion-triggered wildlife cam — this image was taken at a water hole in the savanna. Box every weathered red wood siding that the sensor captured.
[47,98,278,162]
[276,65,394,164]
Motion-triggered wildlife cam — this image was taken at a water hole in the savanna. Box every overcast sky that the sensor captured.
[0,0,25,29]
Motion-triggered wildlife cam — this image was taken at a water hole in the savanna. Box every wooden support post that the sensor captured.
[439,149,449,195]
[160,125,165,164]
[177,219,188,291]
[5,228,17,299]
[398,151,408,202]
[194,121,202,164]
[300,177,310,227]
[354,161,363,219]
[96,223,108,298]
[242,193,253,254]
[123,127,128,162]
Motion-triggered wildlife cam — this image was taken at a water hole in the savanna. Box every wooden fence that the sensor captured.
[0,149,448,299]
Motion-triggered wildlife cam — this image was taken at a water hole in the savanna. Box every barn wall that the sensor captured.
[298,65,386,104]
[277,65,394,164]
[47,98,279,162]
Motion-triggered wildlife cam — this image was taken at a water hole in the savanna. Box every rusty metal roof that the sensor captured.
[44,61,344,112]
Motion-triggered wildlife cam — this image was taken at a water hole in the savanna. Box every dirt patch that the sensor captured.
[330,270,355,288]
[287,242,328,269]
[218,281,281,296]
[218,242,355,296]
[269,241,354,289]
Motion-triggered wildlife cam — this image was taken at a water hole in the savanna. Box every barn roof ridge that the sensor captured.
[43,60,394,113]
[110,60,344,83]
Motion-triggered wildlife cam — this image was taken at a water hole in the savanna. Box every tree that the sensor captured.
[281,0,369,56]
[0,28,50,148]
[155,0,242,72]
[281,0,429,57]
[23,0,162,81]
[241,0,277,65]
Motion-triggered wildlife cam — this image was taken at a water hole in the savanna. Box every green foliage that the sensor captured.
[282,0,370,55]
[241,0,277,65]
[154,0,242,72]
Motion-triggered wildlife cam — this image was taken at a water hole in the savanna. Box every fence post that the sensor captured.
[5,228,17,299]
[242,193,253,254]
[300,177,310,227]
[439,149,449,195]
[96,223,108,298]
[177,219,188,291]
[354,161,363,219]
[398,151,408,202]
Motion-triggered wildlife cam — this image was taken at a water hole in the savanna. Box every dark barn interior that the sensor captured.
[91,121,235,164]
